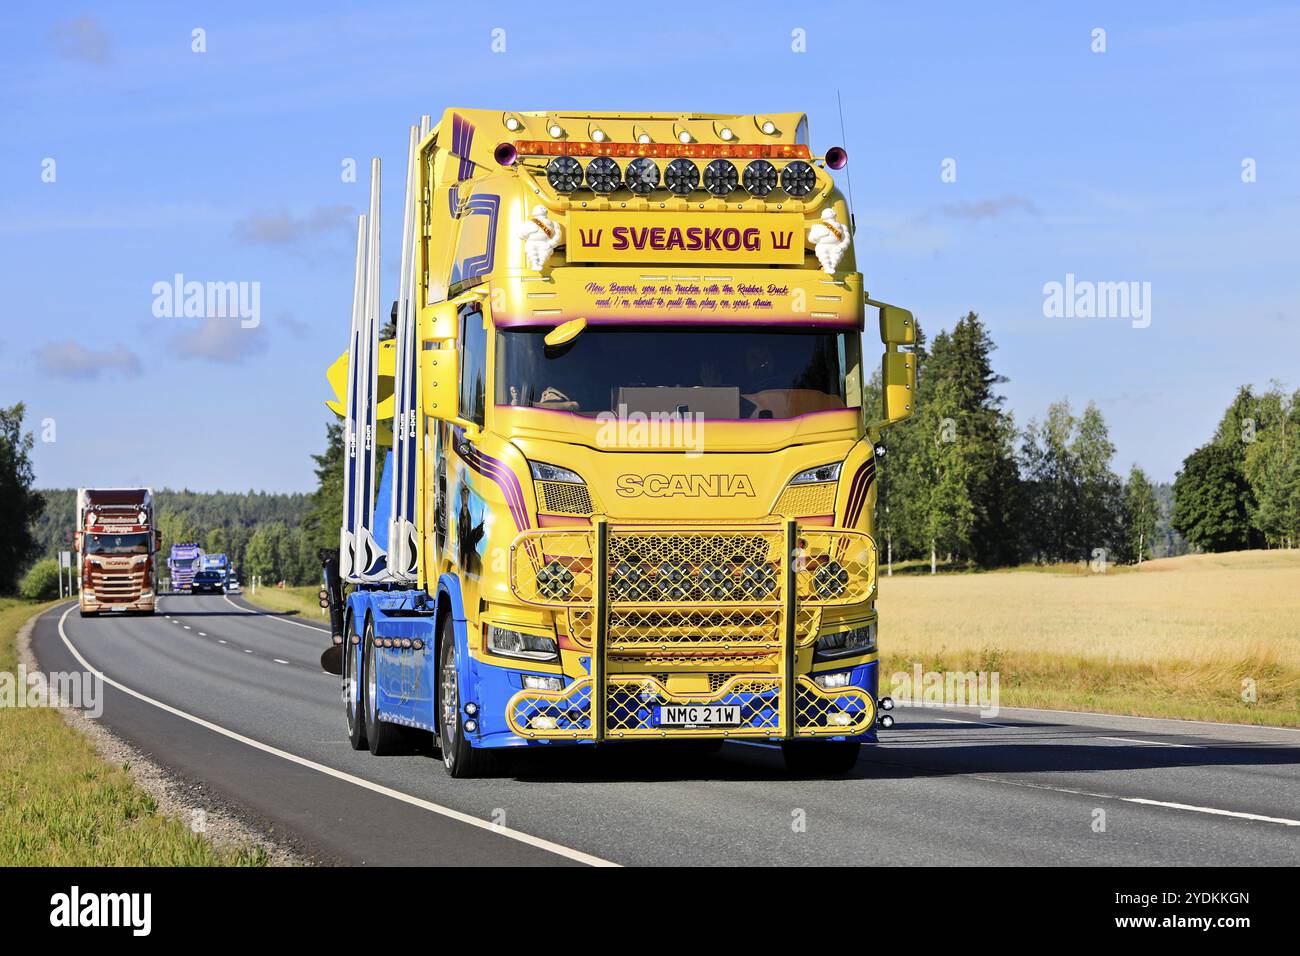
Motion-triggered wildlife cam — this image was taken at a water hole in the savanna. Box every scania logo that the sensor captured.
[615,474,756,498]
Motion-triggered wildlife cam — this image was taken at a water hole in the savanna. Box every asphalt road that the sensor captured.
[32,595,1300,866]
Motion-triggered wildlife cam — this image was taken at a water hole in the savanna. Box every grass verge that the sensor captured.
[235,584,327,621]
[0,597,267,865]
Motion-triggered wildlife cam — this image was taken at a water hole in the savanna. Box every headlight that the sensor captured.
[742,159,777,197]
[813,670,852,689]
[546,156,582,192]
[816,623,876,658]
[703,159,738,196]
[625,157,659,194]
[529,460,583,484]
[487,624,559,661]
[790,462,841,485]
[584,156,620,194]
[780,160,817,197]
[664,158,699,195]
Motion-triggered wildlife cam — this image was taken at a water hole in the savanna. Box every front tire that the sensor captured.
[344,612,368,750]
[438,616,495,778]
[781,740,861,776]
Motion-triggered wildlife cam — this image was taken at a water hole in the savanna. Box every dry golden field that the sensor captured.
[876,550,1300,726]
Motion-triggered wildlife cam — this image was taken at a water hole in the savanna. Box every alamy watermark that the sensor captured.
[889,663,1000,718]
[595,403,705,457]
[152,273,260,328]
[0,665,103,718]
[1043,273,1151,329]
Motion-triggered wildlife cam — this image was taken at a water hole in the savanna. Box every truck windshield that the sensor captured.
[86,533,151,555]
[496,326,860,420]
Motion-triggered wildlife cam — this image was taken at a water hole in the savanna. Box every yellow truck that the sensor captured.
[321,109,915,777]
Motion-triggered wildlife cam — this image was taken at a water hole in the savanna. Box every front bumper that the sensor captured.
[496,520,879,744]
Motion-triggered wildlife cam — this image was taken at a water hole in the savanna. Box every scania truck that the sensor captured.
[76,488,159,616]
[320,109,916,777]
[168,543,202,592]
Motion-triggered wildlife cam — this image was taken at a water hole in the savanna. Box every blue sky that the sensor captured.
[3,1,1297,491]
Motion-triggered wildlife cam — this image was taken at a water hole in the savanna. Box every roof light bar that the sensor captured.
[514,140,812,160]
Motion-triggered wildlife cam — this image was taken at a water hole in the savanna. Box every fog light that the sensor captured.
[546,156,583,192]
[880,696,894,711]
[585,156,620,194]
[703,159,738,196]
[814,671,851,689]
[743,159,777,197]
[740,562,776,598]
[611,562,647,600]
[812,560,849,599]
[698,563,733,600]
[523,675,564,692]
[465,702,479,716]
[625,157,659,194]
[664,158,699,195]
[656,562,690,601]
[781,159,817,197]
[464,719,478,733]
[536,561,574,601]
[531,715,558,730]
[879,713,895,728]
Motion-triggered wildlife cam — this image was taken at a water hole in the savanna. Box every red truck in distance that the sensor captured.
[75,488,159,616]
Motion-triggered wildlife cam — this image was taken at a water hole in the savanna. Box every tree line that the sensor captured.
[1172,384,1300,551]
[870,312,1296,570]
[870,313,1161,569]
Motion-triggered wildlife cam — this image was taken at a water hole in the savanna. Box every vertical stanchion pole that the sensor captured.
[783,519,798,739]
[593,519,608,743]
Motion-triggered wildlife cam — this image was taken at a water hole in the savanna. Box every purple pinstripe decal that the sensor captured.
[455,430,530,530]
[844,460,877,527]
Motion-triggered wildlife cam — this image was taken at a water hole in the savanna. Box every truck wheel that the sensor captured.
[364,617,404,756]
[438,616,495,778]
[780,740,861,776]
[344,612,368,750]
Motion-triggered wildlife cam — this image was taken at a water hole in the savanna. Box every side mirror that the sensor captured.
[867,297,915,347]
[154,530,163,551]
[420,344,459,421]
[882,350,916,423]
[74,532,83,553]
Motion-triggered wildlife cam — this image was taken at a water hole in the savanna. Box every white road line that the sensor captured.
[1101,736,1197,749]
[218,640,228,645]
[198,632,207,637]
[183,626,191,630]
[966,775,1300,828]
[1122,798,1300,826]
[243,649,253,654]
[223,594,329,634]
[56,606,616,867]
[273,659,289,665]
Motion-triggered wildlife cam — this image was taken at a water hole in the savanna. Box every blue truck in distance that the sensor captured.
[168,543,203,592]
[193,553,230,594]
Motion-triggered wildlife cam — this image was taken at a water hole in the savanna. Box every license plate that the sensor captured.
[656,704,741,727]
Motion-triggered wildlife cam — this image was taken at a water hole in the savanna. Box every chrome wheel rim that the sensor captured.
[345,631,358,728]
[365,626,377,726]
[441,641,459,760]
